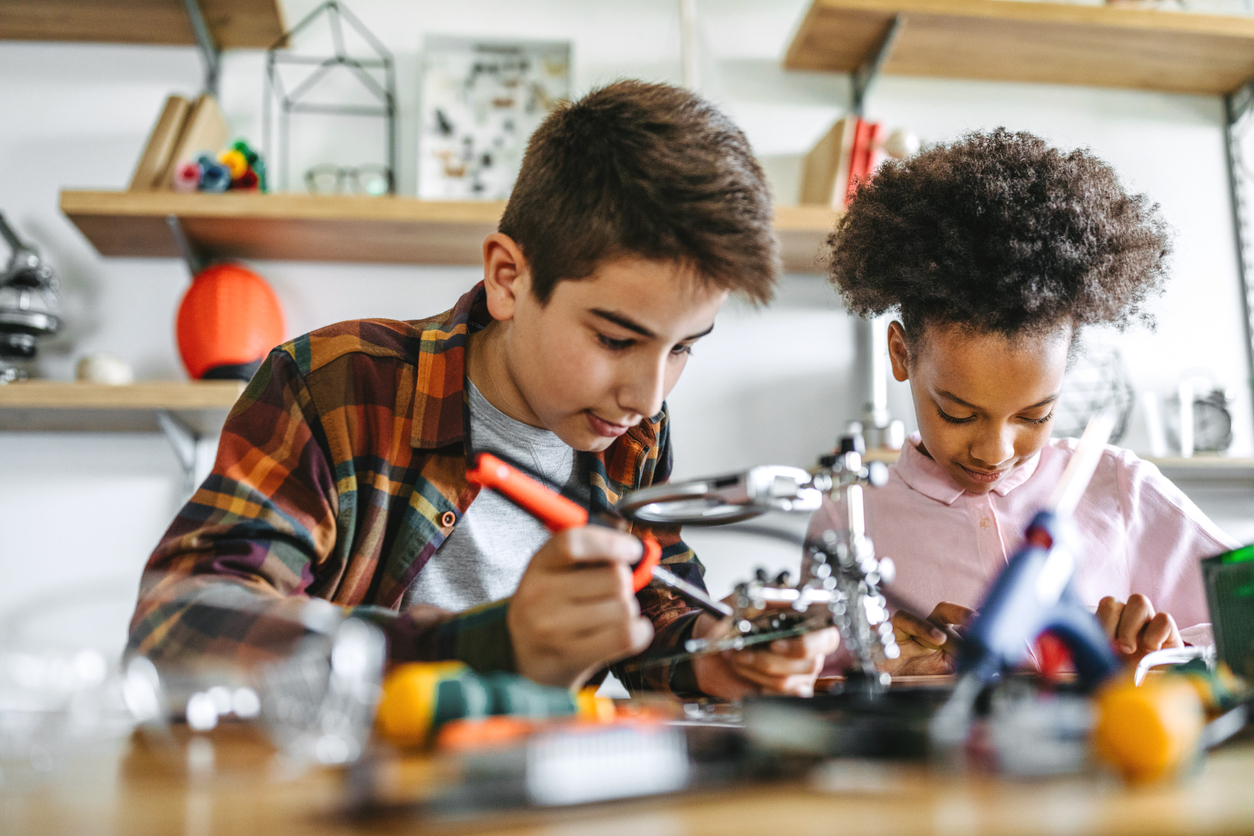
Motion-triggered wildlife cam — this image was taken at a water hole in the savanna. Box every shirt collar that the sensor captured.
[409,282,490,450]
[894,432,1043,505]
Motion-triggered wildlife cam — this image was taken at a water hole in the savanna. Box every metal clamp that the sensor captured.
[617,465,822,526]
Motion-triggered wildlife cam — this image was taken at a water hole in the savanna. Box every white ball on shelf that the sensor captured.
[883,129,921,160]
[75,353,134,385]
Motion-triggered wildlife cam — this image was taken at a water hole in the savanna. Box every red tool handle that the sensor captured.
[632,535,662,593]
[466,453,589,531]
[466,452,659,591]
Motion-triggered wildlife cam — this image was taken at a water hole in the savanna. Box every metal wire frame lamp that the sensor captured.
[262,1,397,195]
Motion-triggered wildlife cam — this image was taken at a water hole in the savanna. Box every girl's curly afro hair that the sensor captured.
[826,128,1171,345]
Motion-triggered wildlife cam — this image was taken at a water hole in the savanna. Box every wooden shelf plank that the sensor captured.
[1147,456,1254,482]
[0,0,285,49]
[860,447,1254,481]
[0,380,244,434]
[776,204,841,274]
[60,191,839,274]
[784,0,1254,95]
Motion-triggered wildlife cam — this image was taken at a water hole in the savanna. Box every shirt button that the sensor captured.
[440,511,457,528]
[979,518,992,530]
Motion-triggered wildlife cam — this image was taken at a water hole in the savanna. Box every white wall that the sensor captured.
[1,1,1251,654]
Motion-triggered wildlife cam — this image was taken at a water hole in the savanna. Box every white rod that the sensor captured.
[1047,409,1116,519]
[869,315,888,427]
[679,0,698,90]
[1178,379,1195,458]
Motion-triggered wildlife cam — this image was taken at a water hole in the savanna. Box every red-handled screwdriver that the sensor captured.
[466,452,731,618]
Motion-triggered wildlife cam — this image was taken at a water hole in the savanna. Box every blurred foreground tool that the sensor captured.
[374,661,611,748]
[1202,543,1254,678]
[1093,673,1206,783]
[953,411,1121,691]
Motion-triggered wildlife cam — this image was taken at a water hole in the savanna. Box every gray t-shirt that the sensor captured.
[402,380,583,612]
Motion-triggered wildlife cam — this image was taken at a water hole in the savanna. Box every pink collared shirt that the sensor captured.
[812,435,1237,649]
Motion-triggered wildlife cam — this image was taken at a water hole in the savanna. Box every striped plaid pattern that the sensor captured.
[127,283,706,693]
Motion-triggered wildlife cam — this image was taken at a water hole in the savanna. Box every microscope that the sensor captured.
[0,213,62,383]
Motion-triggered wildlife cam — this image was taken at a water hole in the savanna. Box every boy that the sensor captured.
[129,81,838,699]
[815,128,1236,676]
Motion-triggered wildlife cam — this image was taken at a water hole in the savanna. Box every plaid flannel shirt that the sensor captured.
[127,283,706,693]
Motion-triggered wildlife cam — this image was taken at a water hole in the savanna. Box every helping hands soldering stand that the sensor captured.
[617,434,900,693]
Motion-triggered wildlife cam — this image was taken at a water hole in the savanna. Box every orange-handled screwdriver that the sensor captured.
[466,452,731,618]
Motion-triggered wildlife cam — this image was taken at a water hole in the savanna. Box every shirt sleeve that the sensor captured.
[1119,453,1239,646]
[126,349,515,672]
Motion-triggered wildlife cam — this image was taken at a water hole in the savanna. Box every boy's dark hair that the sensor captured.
[499,80,779,305]
[826,128,1171,345]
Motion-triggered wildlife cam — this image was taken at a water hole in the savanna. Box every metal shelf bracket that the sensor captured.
[852,14,905,117]
[1224,77,1254,441]
[165,215,207,276]
[181,0,221,97]
[156,409,202,500]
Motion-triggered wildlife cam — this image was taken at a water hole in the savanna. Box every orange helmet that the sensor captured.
[176,263,285,381]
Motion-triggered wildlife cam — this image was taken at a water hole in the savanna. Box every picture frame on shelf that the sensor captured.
[417,35,571,201]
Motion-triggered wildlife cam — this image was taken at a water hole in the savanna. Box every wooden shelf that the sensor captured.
[861,448,1254,481]
[1147,456,1254,482]
[785,0,1254,95]
[776,205,842,273]
[0,380,244,433]
[60,191,841,274]
[0,0,284,49]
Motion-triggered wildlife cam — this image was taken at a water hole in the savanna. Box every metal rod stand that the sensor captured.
[1224,79,1254,444]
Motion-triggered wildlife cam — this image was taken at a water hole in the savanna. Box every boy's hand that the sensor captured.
[1096,594,1183,664]
[691,610,840,700]
[884,602,973,676]
[508,527,654,690]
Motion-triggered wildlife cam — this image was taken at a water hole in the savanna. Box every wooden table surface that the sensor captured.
[3,722,1254,836]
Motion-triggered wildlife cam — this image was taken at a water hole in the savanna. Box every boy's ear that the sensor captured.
[482,233,531,321]
[887,320,911,382]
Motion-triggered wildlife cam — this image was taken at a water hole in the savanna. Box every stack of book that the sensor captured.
[128,93,230,192]
[800,115,886,211]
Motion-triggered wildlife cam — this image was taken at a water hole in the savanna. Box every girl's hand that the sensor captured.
[1096,594,1183,664]
[884,602,974,676]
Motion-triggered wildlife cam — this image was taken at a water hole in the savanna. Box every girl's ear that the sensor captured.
[887,320,911,382]
[481,233,531,322]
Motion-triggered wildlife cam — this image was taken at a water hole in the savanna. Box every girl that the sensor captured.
[819,129,1238,676]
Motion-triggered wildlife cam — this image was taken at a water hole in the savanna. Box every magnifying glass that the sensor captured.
[616,465,823,526]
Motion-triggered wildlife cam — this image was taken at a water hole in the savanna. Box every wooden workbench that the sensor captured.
[3,723,1253,835]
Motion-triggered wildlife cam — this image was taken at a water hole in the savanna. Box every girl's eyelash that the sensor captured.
[597,333,634,351]
[936,407,975,424]
[936,406,1054,426]
[671,344,694,357]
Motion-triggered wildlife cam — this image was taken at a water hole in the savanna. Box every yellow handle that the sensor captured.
[1092,673,1204,783]
[375,661,469,747]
